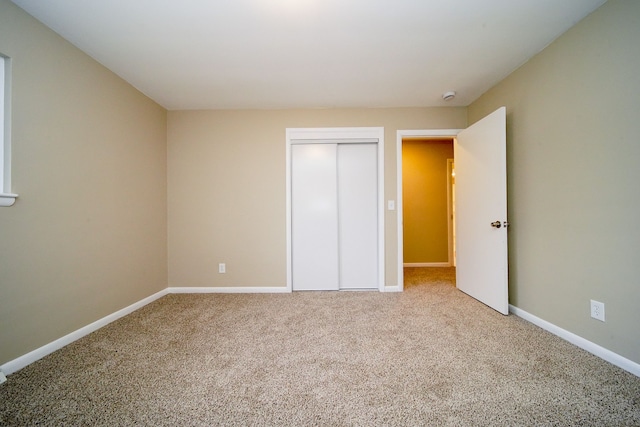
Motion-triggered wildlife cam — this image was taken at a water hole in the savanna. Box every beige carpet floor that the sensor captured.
[1,267,639,426]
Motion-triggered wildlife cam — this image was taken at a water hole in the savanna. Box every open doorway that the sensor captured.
[396,109,507,312]
[401,138,454,268]
[396,129,461,291]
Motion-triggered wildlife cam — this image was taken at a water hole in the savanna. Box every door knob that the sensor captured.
[491,221,502,229]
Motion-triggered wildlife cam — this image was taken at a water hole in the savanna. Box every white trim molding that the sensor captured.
[168,286,290,294]
[0,55,17,206]
[0,193,17,207]
[404,262,451,268]
[0,289,168,375]
[510,304,640,378]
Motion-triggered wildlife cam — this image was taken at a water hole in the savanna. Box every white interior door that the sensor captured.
[454,107,508,314]
[337,144,378,289]
[291,144,339,290]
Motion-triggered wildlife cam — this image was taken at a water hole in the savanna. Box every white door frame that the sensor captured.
[396,129,462,291]
[286,127,385,292]
[446,158,456,268]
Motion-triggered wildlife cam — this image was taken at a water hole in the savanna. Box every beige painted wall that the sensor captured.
[402,140,453,263]
[7,0,635,374]
[0,1,168,365]
[469,0,640,364]
[168,108,466,287]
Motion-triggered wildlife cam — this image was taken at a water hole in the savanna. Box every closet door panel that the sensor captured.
[291,144,339,290]
[337,143,378,289]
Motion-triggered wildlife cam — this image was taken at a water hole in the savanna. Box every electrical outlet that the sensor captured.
[218,263,226,274]
[590,300,605,322]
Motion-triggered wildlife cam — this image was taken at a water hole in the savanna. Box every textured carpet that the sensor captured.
[1,267,639,426]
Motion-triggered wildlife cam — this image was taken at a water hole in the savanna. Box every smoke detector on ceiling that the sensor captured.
[442,91,456,101]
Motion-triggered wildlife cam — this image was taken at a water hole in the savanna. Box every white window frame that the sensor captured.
[0,54,17,207]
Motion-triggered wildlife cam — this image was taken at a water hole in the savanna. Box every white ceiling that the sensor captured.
[12,0,606,110]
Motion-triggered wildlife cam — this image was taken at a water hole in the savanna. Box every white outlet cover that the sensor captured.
[590,300,605,322]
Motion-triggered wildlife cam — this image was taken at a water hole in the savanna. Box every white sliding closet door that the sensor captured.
[291,144,339,291]
[338,144,378,289]
[291,142,378,291]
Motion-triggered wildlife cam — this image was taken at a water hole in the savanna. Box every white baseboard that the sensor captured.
[383,285,402,292]
[403,262,451,267]
[509,304,640,378]
[0,289,168,376]
[168,286,290,294]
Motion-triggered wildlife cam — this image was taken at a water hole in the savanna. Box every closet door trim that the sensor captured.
[286,127,385,292]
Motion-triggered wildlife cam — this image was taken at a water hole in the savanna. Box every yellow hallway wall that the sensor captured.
[402,140,453,264]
